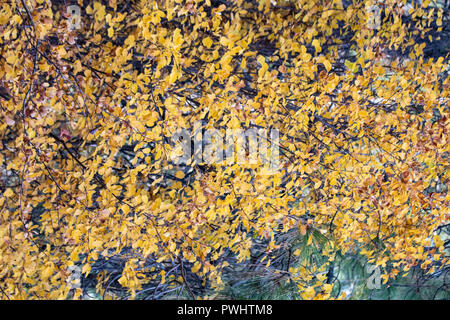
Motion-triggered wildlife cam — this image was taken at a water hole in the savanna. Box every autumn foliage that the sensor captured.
[0,0,448,299]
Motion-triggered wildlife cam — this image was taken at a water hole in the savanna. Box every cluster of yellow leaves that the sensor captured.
[0,0,448,299]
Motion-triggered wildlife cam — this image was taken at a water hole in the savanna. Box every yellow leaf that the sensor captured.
[173,28,183,48]
[323,59,331,72]
[312,39,321,53]
[299,224,307,236]
[169,65,178,84]
[202,37,213,49]
[6,55,17,65]
[42,266,54,279]
[108,27,114,37]
[175,171,185,179]
[82,264,91,275]
[314,180,322,189]
[307,234,313,245]
[4,188,14,197]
